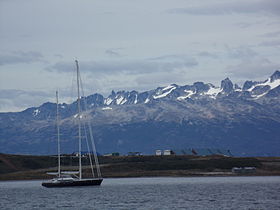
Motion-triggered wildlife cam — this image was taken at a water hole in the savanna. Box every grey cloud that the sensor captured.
[44,55,198,98]
[105,48,123,57]
[149,54,197,62]
[197,51,218,59]
[235,20,264,29]
[135,71,188,87]
[259,40,280,47]
[261,30,280,37]
[46,55,198,75]
[225,46,278,79]
[0,51,44,66]
[45,61,75,73]
[54,54,64,58]
[147,54,198,70]
[0,88,77,112]
[266,21,280,26]
[235,22,255,28]
[167,0,280,16]
[149,54,188,61]
[0,89,53,112]
[0,89,50,99]
[227,58,279,79]
[225,46,258,60]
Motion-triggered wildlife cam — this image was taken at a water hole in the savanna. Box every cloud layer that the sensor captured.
[46,55,198,76]
[0,0,279,112]
[0,89,52,112]
[0,51,44,66]
[167,0,280,16]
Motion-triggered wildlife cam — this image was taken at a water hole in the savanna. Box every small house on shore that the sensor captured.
[155,150,174,156]
[155,150,162,156]
[104,152,120,157]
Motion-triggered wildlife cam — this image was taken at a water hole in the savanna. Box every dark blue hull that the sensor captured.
[42,178,103,188]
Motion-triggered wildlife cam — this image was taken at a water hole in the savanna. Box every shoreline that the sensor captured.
[1,168,280,181]
[1,173,280,182]
[1,154,280,181]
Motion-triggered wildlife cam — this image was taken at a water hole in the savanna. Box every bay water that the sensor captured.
[0,176,279,210]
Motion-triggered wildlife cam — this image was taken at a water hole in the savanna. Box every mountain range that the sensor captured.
[1,70,280,156]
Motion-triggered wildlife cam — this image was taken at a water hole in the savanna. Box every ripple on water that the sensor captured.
[0,177,279,210]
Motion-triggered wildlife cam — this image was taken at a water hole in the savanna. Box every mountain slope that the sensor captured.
[0,71,280,156]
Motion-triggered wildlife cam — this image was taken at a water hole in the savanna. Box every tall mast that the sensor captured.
[76,60,82,180]
[56,91,61,177]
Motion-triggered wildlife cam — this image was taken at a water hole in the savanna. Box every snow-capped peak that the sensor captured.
[266,77,280,89]
[270,70,280,82]
[245,72,280,99]
[247,77,280,92]
[221,78,233,93]
[162,85,175,91]
[77,71,280,108]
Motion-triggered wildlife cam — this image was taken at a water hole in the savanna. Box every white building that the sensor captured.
[163,150,172,155]
[155,150,162,156]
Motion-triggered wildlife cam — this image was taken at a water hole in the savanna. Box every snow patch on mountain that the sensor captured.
[177,90,195,100]
[247,77,280,98]
[234,87,242,92]
[162,85,175,91]
[252,92,268,99]
[153,86,176,99]
[116,96,123,105]
[248,78,280,91]
[264,78,280,89]
[144,98,150,103]
[104,98,113,105]
[102,107,112,110]
[33,109,40,116]
[73,114,83,118]
[204,86,221,98]
[120,98,127,105]
[115,96,127,105]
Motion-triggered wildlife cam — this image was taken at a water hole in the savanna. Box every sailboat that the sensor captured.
[42,60,103,187]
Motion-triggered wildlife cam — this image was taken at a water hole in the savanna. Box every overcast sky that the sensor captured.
[0,0,279,112]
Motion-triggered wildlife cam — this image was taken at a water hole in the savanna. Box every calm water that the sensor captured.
[0,176,279,210]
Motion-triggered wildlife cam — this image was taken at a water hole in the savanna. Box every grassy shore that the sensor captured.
[0,153,280,180]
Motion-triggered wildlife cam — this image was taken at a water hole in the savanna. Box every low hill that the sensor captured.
[0,154,279,180]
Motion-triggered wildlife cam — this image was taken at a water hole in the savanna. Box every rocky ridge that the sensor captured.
[0,71,280,156]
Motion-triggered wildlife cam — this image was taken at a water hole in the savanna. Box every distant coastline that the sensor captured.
[0,154,280,181]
